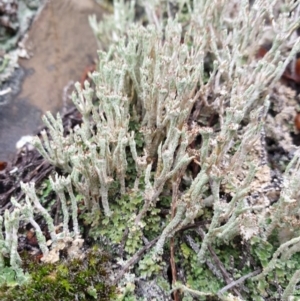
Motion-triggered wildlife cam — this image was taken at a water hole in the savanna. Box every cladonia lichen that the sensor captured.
[2,0,300,300]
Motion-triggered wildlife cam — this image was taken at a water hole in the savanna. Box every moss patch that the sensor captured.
[0,246,116,301]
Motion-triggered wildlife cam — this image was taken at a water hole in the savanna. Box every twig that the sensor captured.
[197,227,243,298]
[113,236,160,284]
[170,178,182,301]
[119,227,129,257]
[170,237,178,299]
[218,269,262,296]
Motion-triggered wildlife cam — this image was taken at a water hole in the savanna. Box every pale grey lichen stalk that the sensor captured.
[3,0,300,299]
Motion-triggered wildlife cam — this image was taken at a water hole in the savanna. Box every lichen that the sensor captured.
[3,0,300,300]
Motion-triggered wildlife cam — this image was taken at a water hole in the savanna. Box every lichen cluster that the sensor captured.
[2,0,300,300]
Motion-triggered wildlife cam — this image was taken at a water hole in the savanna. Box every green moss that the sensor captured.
[0,247,116,301]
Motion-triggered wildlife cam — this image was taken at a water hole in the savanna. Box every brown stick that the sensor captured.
[197,227,243,298]
[170,178,182,301]
[113,236,160,284]
[170,237,179,301]
[218,269,261,296]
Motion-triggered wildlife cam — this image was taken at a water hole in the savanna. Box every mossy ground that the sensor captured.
[0,246,116,301]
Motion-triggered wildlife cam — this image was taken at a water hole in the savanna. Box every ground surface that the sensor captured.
[0,0,105,161]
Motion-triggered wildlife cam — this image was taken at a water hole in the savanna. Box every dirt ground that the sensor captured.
[0,0,105,161]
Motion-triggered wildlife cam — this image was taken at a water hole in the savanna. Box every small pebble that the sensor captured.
[16,135,34,150]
